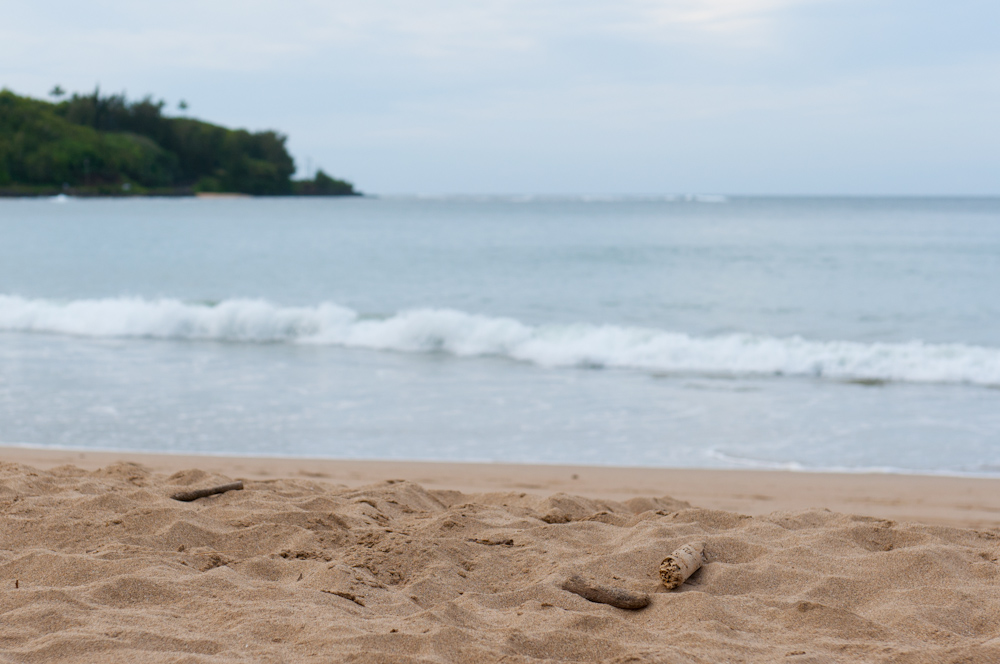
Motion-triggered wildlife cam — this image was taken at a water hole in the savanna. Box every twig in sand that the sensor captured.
[561,575,651,610]
[659,541,705,590]
[322,590,365,606]
[171,481,244,502]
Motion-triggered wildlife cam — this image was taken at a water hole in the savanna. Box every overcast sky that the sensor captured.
[3,1,998,195]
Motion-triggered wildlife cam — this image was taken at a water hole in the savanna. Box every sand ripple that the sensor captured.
[1,461,998,662]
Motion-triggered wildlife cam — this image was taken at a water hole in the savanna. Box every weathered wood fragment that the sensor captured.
[561,574,651,610]
[171,481,244,502]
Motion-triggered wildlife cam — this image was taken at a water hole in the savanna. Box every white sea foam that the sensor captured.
[2,294,998,386]
[704,450,1000,478]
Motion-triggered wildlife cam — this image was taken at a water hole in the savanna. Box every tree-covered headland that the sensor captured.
[0,88,358,196]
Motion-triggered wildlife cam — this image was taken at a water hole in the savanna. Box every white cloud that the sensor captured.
[0,0,817,76]
[284,0,821,56]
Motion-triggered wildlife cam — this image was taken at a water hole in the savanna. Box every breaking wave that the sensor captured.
[2,295,998,386]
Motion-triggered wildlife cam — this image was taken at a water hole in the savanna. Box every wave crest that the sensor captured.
[1,295,998,386]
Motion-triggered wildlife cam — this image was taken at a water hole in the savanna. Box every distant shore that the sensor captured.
[2,88,361,198]
[0,186,362,198]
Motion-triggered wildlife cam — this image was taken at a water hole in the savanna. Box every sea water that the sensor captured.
[0,196,998,474]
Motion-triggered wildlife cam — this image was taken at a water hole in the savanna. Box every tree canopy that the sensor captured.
[0,88,357,196]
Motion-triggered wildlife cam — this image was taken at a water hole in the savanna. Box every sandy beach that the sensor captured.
[7,447,1000,530]
[2,448,999,663]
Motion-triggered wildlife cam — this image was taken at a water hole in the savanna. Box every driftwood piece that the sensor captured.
[171,481,244,502]
[659,541,705,590]
[561,574,651,610]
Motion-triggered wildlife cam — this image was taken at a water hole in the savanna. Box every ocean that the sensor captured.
[1,195,998,474]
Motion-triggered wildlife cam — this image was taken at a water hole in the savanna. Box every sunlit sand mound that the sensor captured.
[1,462,998,663]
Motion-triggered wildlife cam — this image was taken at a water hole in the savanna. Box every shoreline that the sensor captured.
[5,445,999,530]
[0,191,364,198]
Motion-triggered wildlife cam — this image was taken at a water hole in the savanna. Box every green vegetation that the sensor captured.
[0,88,358,196]
[292,169,356,196]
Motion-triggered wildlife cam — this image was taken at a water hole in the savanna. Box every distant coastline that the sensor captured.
[0,185,362,198]
[0,88,359,197]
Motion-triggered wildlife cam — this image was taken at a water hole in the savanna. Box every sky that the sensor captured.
[3,1,998,195]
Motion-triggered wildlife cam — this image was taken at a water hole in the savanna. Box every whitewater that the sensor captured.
[2,295,999,387]
[1,196,998,473]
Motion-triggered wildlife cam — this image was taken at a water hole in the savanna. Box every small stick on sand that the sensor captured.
[171,481,244,502]
[561,574,651,610]
[659,541,705,590]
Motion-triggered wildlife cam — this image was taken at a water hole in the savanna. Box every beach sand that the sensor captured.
[2,448,999,662]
